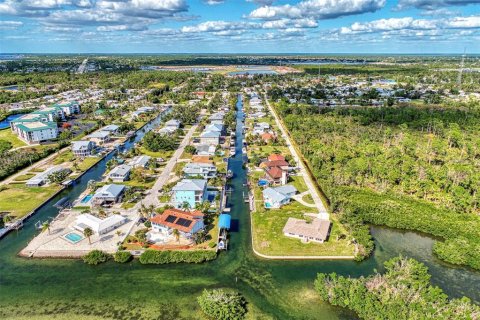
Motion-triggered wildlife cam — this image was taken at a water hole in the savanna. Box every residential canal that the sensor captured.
[0,96,479,319]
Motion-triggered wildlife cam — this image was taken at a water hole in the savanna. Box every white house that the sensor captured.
[74,213,127,235]
[86,130,111,145]
[26,166,70,187]
[92,184,125,206]
[165,119,181,131]
[196,144,216,156]
[108,164,132,182]
[72,140,95,158]
[128,155,151,168]
[183,162,217,179]
[199,130,220,146]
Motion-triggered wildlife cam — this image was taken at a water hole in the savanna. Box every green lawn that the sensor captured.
[77,156,102,171]
[0,184,62,218]
[13,174,35,182]
[138,146,173,159]
[53,151,75,165]
[251,200,354,257]
[0,128,27,149]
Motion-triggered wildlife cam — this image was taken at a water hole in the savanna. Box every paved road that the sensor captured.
[0,148,69,186]
[138,124,198,208]
[263,92,329,219]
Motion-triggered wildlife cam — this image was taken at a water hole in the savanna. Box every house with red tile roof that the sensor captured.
[267,154,285,162]
[149,208,204,242]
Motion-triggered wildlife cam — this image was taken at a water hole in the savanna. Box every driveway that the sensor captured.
[263,92,329,219]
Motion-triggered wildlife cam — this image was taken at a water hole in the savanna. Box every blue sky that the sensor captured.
[1,0,479,53]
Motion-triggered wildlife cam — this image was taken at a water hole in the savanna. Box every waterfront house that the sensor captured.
[196,144,216,156]
[268,154,285,162]
[108,164,132,182]
[101,124,120,135]
[282,218,331,243]
[86,130,111,145]
[199,130,221,146]
[261,132,275,143]
[26,166,70,187]
[264,166,288,186]
[262,185,297,209]
[128,155,151,168]
[183,162,217,179]
[209,112,224,125]
[165,119,181,131]
[172,179,207,209]
[253,122,270,135]
[74,213,127,235]
[148,208,204,241]
[205,123,224,134]
[72,140,95,158]
[92,184,125,206]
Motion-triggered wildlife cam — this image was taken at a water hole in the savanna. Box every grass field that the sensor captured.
[0,184,62,218]
[0,128,27,149]
[138,146,173,159]
[77,156,101,171]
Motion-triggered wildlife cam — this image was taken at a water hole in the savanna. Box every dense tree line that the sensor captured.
[142,131,177,152]
[315,256,480,320]
[139,250,217,264]
[276,102,480,268]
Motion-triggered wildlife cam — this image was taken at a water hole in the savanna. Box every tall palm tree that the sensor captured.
[83,227,93,244]
[42,221,50,235]
[172,229,180,243]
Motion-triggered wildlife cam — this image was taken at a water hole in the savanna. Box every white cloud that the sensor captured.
[396,0,480,10]
[248,0,385,20]
[446,15,480,28]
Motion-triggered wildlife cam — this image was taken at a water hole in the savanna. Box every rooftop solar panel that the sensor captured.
[165,215,177,223]
[176,218,192,227]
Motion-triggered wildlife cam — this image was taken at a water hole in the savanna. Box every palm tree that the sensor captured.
[172,228,180,243]
[83,227,93,244]
[41,221,50,235]
[181,201,191,211]
[147,204,155,217]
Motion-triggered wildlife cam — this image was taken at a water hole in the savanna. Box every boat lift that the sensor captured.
[217,213,231,251]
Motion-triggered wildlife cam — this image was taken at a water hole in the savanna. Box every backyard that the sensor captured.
[0,184,62,218]
[0,128,27,149]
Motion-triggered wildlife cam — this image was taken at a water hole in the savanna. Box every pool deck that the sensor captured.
[19,208,138,258]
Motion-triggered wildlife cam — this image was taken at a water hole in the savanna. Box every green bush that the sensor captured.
[114,250,132,263]
[314,256,480,319]
[83,250,110,265]
[139,250,217,264]
[197,289,247,320]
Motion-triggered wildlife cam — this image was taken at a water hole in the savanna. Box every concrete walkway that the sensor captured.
[263,93,330,219]
[292,191,317,208]
[138,124,198,208]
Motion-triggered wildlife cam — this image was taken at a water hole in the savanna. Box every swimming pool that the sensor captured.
[258,179,269,187]
[64,232,83,243]
[80,194,93,204]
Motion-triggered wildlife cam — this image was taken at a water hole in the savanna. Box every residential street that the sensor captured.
[137,123,198,208]
[263,92,329,219]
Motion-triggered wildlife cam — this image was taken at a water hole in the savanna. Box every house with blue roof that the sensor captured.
[263,185,297,209]
[172,179,207,208]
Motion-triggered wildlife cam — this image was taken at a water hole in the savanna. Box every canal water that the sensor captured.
[0,114,23,130]
[0,97,479,319]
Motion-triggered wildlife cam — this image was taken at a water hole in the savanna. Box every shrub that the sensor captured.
[197,289,247,320]
[83,250,110,265]
[114,250,132,263]
[139,250,217,264]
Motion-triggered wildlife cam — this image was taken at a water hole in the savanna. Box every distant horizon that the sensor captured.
[2,52,479,56]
